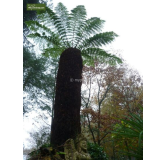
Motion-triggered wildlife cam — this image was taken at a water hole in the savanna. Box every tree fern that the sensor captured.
[25,2,123,150]
[69,5,87,47]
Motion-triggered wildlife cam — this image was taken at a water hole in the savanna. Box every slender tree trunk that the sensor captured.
[51,48,83,149]
[50,64,58,143]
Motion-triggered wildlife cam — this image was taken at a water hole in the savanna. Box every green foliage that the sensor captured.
[25,2,122,66]
[27,142,66,160]
[40,143,51,148]
[87,142,109,160]
[23,0,39,45]
[23,0,39,30]
[23,47,58,115]
[23,47,47,91]
[57,152,66,155]
[112,110,143,160]
[81,47,122,66]
[28,125,51,149]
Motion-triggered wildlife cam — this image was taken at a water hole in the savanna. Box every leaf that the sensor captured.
[81,48,122,66]
[57,152,66,155]
[81,32,118,48]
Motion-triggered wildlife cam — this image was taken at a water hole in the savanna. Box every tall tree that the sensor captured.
[81,62,143,159]
[101,64,143,116]
[25,2,122,149]
[23,47,58,115]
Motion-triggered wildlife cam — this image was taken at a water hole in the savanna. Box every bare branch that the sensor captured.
[39,114,51,126]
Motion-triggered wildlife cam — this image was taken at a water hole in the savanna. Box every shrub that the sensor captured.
[112,111,143,160]
[87,142,109,160]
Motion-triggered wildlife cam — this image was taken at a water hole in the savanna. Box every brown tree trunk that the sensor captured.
[51,48,83,150]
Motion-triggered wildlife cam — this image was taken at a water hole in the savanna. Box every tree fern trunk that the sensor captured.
[51,48,83,149]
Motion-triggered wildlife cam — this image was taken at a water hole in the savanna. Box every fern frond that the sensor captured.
[25,20,56,37]
[107,55,123,65]
[80,32,118,49]
[81,48,122,66]
[69,5,87,47]
[54,3,70,47]
[37,11,58,33]
[75,17,105,48]
[81,52,95,66]
[84,17,105,36]
[37,5,69,47]
[42,47,65,58]
[27,33,62,48]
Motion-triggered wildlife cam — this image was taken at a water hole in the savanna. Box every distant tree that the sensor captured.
[23,148,35,160]
[26,125,50,150]
[81,61,121,146]
[23,47,46,91]
[23,47,58,116]
[23,0,57,120]
[80,61,143,159]
[101,63,143,116]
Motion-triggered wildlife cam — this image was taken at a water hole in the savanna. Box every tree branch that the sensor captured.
[86,113,96,144]
[39,115,51,127]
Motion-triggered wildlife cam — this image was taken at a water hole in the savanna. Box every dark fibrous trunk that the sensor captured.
[51,48,83,150]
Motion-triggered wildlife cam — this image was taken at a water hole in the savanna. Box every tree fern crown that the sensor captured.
[25,2,122,66]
